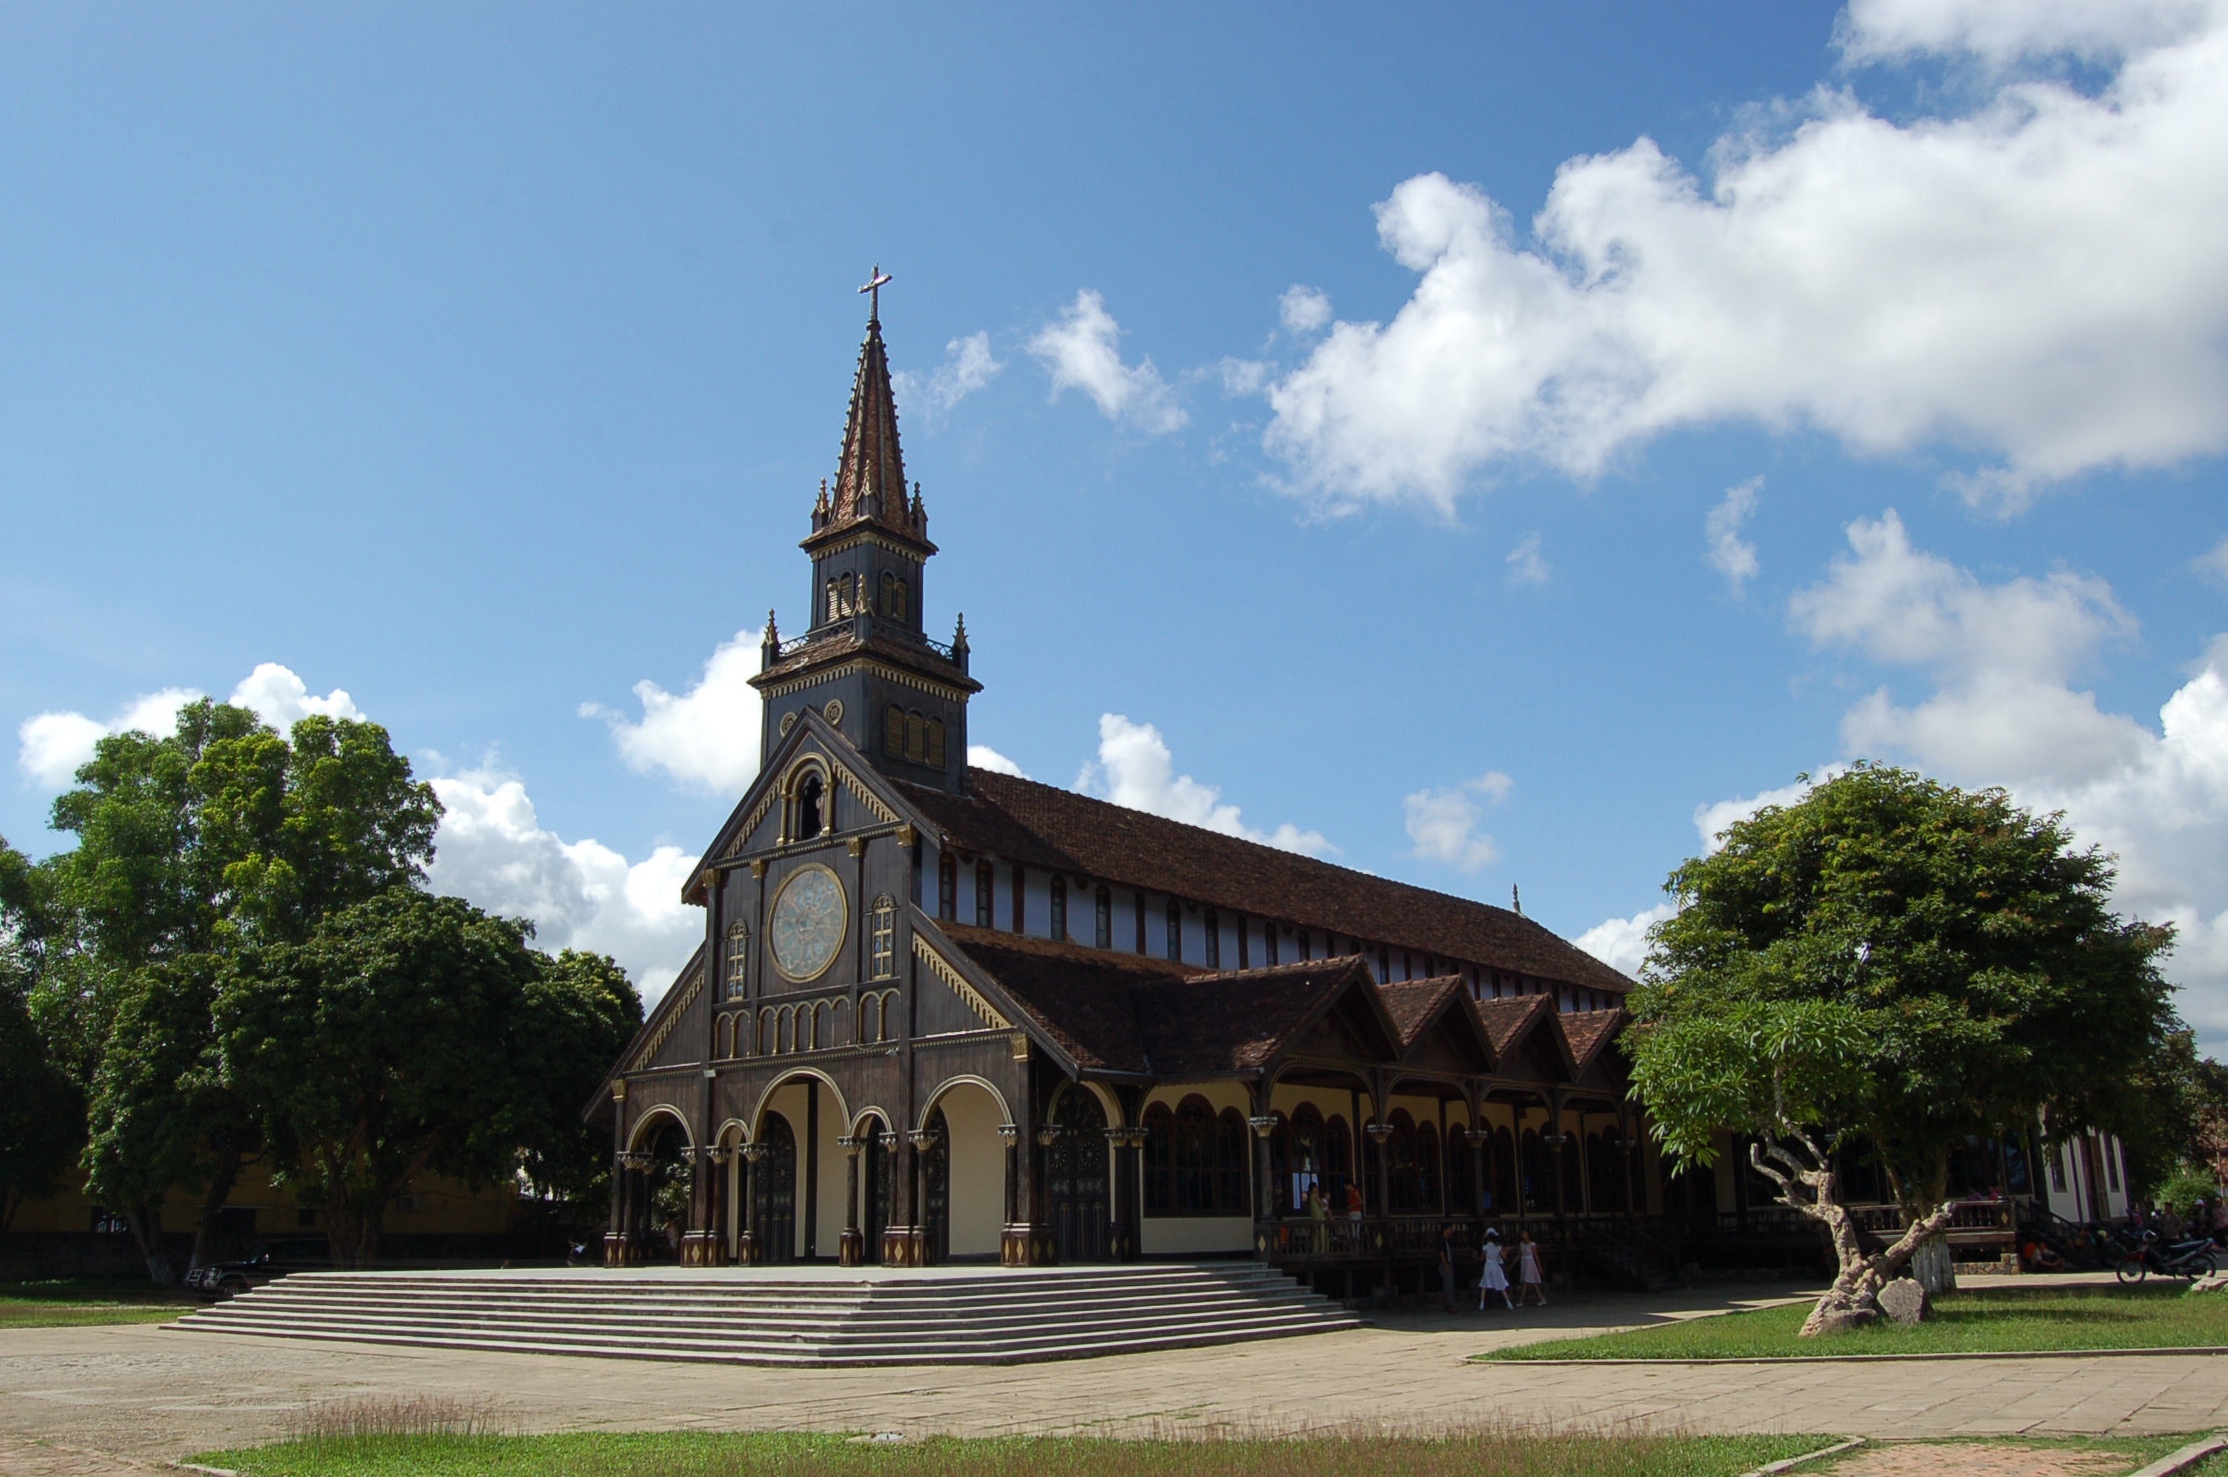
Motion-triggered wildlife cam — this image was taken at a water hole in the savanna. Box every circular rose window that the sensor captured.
[769,863,847,982]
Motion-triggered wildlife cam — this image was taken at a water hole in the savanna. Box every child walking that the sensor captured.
[1477,1228,1511,1310]
[1515,1230,1547,1307]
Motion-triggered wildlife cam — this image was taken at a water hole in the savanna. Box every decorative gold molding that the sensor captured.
[722,789,781,860]
[832,761,901,825]
[913,934,1011,1029]
[758,659,971,703]
[632,965,705,1071]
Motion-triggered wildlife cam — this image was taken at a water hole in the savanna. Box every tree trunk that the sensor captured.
[1899,1150,1958,1297]
[328,1192,386,1269]
[188,1144,246,1272]
[128,1199,174,1285]
[1749,1139,1956,1338]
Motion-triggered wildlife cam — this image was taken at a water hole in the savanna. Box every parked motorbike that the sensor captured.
[2114,1229,2219,1283]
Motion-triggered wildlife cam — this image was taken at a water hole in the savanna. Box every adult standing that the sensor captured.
[1438,1224,1458,1313]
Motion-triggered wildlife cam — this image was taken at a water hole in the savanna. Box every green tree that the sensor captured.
[41,700,439,1280]
[215,891,638,1268]
[1626,764,2180,1334]
[513,950,644,1224]
[0,836,81,1232]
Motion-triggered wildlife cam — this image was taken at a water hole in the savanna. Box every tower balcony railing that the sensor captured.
[777,623,957,662]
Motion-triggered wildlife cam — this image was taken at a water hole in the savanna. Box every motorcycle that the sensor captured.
[2115,1229,2219,1283]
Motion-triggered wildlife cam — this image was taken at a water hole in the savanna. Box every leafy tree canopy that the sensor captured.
[0,834,80,1231]
[1630,764,2179,1208]
[215,890,641,1267]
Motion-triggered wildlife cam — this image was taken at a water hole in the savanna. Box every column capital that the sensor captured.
[1246,1114,1279,1139]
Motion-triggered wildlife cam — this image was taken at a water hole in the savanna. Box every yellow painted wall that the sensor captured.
[10,1162,520,1239]
[935,1080,1006,1257]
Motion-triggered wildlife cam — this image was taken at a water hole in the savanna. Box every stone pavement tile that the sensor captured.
[1828,1447,2131,1477]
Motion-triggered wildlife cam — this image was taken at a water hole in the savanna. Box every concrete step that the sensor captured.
[172,1262,1362,1366]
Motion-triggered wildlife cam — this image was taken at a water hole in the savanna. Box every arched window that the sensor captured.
[1492,1126,1516,1215]
[1011,866,1026,933]
[1174,1097,1217,1213]
[1049,876,1067,941]
[758,1008,776,1055]
[1388,1110,1421,1213]
[880,571,897,618]
[1203,910,1220,969]
[1133,892,1147,953]
[1165,898,1183,962]
[1447,1122,1477,1215]
[884,704,906,760]
[975,861,994,928]
[1141,1103,1175,1215]
[795,772,825,840]
[1215,1108,1249,1213]
[1417,1121,1442,1213]
[1325,1115,1353,1209]
[938,855,957,922]
[1094,885,1112,950]
[1262,923,1278,967]
[725,921,749,1000]
[905,710,925,762]
[1288,1103,1324,1214]
[923,717,945,769]
[858,993,879,1045]
[1297,929,1310,961]
[893,579,910,623]
[826,579,841,623]
[869,895,896,979]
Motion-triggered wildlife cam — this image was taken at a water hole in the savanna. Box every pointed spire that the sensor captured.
[826,299,912,533]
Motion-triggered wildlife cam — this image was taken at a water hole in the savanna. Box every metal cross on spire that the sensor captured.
[858,264,893,320]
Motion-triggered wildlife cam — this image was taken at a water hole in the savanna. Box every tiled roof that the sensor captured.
[1472,993,1555,1057]
[1378,975,1467,1047]
[1556,1007,1629,1077]
[941,926,1376,1078]
[897,770,1635,997]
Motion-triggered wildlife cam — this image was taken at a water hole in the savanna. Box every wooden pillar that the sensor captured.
[881,1129,922,1266]
[737,1142,765,1265]
[1107,1126,1140,1262]
[803,1081,819,1260]
[1248,1109,1278,1262]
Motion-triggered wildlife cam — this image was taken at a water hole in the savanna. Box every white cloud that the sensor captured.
[891,331,1003,423]
[1404,772,1514,872]
[1077,713,1332,856]
[17,686,205,788]
[1575,902,1676,978]
[229,663,363,729]
[1263,10,2228,514]
[1691,767,1847,853]
[1028,290,1187,434]
[967,744,1025,777]
[2197,537,2228,585]
[425,761,699,1004]
[582,629,763,796]
[1706,477,1762,593]
[1775,515,2228,1049]
[1506,532,1549,587]
[1279,285,1333,334]
[1215,357,1271,396]
[1792,510,2144,782]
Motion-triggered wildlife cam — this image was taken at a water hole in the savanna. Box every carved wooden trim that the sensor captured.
[913,934,1010,1029]
[632,965,706,1071]
[833,761,901,825]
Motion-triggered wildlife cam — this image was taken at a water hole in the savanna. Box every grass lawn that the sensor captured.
[192,1430,1839,1477]
[1480,1282,2228,1361]
[0,1277,198,1328]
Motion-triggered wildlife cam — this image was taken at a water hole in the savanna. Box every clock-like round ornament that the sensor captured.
[769,863,847,982]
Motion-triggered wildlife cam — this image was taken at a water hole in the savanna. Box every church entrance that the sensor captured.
[862,1118,892,1253]
[1046,1089,1109,1262]
[921,1106,951,1263]
[756,1112,798,1263]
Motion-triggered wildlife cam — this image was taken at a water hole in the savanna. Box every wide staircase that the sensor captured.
[171,1263,1362,1366]
[1572,1220,1687,1293]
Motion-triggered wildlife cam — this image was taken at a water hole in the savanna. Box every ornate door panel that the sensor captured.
[1047,1089,1110,1262]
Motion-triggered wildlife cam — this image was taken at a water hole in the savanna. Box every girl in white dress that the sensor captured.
[1478,1229,1511,1309]
[1516,1230,1547,1306]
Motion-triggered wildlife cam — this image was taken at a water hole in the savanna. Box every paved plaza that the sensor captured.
[4,1278,2226,1474]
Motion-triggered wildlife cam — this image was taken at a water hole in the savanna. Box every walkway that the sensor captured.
[4,1280,2224,1474]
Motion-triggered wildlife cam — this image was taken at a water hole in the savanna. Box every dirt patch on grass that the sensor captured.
[1830,1445,2136,1477]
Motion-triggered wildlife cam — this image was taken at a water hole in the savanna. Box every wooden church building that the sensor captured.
[591,293,1675,1287]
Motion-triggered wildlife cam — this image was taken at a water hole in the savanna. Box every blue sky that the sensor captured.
[7,2,2228,1048]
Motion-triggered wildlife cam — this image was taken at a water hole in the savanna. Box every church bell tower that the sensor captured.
[750,272,980,792]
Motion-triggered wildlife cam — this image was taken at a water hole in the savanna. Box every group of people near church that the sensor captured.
[1440,1223,1545,1313]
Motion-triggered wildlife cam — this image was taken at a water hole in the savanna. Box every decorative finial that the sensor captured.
[763,609,779,642]
[858,263,893,321]
[1511,884,1522,916]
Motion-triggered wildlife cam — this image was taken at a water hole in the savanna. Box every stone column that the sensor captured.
[838,1136,866,1266]
[879,1130,918,1266]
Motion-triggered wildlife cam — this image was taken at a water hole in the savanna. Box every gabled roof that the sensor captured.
[938,929,1393,1079]
[584,941,707,1122]
[1555,1007,1629,1078]
[1473,993,1556,1059]
[897,770,1634,998]
[822,310,926,539]
[1380,974,1498,1073]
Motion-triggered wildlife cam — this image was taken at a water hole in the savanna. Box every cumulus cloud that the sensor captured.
[1706,478,1763,593]
[1575,902,1676,977]
[1404,772,1514,872]
[1775,516,2228,1048]
[891,331,1003,423]
[16,664,366,790]
[1279,285,1333,334]
[1263,9,2228,514]
[1506,532,1549,587]
[2197,537,2228,585]
[1691,768,1847,853]
[424,761,700,1004]
[967,744,1026,777]
[582,630,763,797]
[1028,290,1187,434]
[1077,713,1332,856]
[1792,510,2143,783]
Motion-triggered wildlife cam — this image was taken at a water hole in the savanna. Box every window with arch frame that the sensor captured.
[1094,885,1112,950]
[938,855,957,922]
[1203,910,1220,969]
[1165,898,1182,962]
[1263,923,1278,967]
[975,861,994,928]
[1049,875,1067,941]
